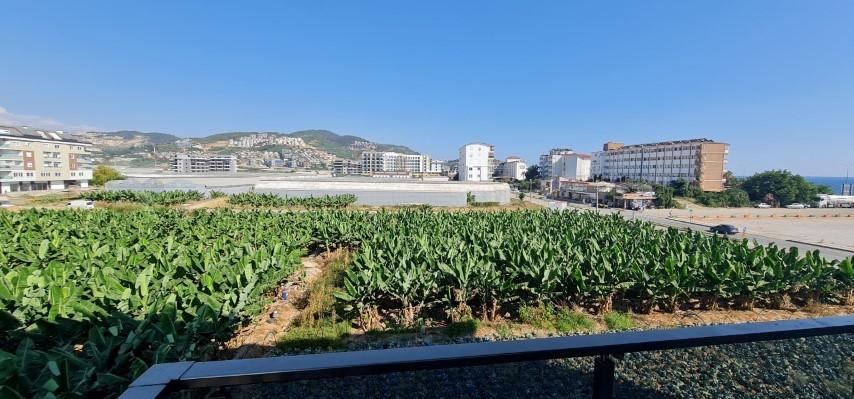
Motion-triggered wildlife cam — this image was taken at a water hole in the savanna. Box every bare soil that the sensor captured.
[223,252,331,359]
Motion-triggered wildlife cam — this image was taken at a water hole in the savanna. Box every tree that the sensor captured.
[670,178,690,197]
[696,188,751,207]
[518,192,525,201]
[652,184,676,208]
[91,165,125,186]
[524,165,542,181]
[741,170,827,205]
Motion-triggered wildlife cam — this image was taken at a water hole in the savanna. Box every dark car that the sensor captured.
[709,224,739,235]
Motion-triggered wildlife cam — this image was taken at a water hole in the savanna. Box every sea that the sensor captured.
[804,177,851,195]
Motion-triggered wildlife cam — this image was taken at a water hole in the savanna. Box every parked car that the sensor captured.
[755,203,771,208]
[709,224,739,235]
[785,203,806,209]
[66,200,95,209]
[0,197,12,208]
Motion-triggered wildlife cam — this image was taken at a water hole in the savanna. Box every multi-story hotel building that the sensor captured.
[591,139,729,192]
[360,151,432,174]
[170,153,237,173]
[0,126,93,194]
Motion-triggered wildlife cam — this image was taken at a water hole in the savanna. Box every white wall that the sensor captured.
[50,181,65,190]
[555,155,591,181]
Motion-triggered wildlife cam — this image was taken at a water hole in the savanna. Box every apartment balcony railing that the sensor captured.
[119,315,853,399]
[0,153,22,161]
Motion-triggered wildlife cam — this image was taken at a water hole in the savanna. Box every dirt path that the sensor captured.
[184,197,230,210]
[224,253,328,359]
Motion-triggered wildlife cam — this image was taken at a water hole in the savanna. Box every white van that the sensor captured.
[66,200,95,209]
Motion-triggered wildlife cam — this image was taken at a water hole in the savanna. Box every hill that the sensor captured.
[287,129,418,159]
[88,130,181,145]
[80,129,419,161]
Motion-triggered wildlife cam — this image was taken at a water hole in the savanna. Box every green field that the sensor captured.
[0,208,851,397]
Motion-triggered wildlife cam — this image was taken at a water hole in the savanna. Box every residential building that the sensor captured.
[429,159,447,174]
[170,153,237,173]
[0,126,93,194]
[332,159,362,175]
[360,151,431,174]
[497,156,527,180]
[458,143,492,181]
[555,180,618,203]
[553,153,591,181]
[538,148,575,179]
[591,139,729,191]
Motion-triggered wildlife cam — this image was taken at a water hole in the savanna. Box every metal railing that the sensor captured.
[119,315,854,399]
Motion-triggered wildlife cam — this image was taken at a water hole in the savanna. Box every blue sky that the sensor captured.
[2,1,854,176]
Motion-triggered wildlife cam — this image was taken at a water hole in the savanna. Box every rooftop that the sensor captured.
[603,138,724,151]
[0,125,92,145]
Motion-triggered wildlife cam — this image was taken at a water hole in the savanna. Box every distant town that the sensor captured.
[1,124,852,209]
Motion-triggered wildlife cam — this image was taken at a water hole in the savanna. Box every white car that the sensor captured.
[66,200,95,209]
[0,198,12,208]
[785,203,806,209]
[755,203,771,208]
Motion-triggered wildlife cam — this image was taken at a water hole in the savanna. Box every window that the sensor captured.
[55,173,61,177]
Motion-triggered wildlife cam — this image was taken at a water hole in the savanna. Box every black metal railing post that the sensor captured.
[592,354,616,399]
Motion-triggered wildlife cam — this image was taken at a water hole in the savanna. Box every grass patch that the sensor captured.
[519,304,594,333]
[519,304,555,329]
[277,321,350,352]
[27,193,76,205]
[603,311,634,331]
[445,318,480,337]
[554,309,594,333]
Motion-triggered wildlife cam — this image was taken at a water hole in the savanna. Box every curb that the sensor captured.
[785,239,854,254]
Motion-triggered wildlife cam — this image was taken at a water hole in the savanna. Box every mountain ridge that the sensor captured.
[76,129,419,160]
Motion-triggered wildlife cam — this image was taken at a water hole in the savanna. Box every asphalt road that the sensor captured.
[525,195,854,261]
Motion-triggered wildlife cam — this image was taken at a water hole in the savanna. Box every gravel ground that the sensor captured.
[213,334,853,399]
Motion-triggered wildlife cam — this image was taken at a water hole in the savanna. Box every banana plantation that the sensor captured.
[0,208,852,397]
[83,190,205,205]
[227,192,357,208]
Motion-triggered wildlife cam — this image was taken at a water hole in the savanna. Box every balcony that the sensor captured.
[0,151,22,161]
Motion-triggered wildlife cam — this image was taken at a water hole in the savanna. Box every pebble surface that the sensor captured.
[223,332,853,399]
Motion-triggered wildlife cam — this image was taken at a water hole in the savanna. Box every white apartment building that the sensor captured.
[538,148,574,179]
[429,159,447,174]
[553,153,591,181]
[0,126,93,193]
[170,153,237,173]
[498,156,527,180]
[458,143,492,181]
[591,139,729,192]
[361,151,431,174]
